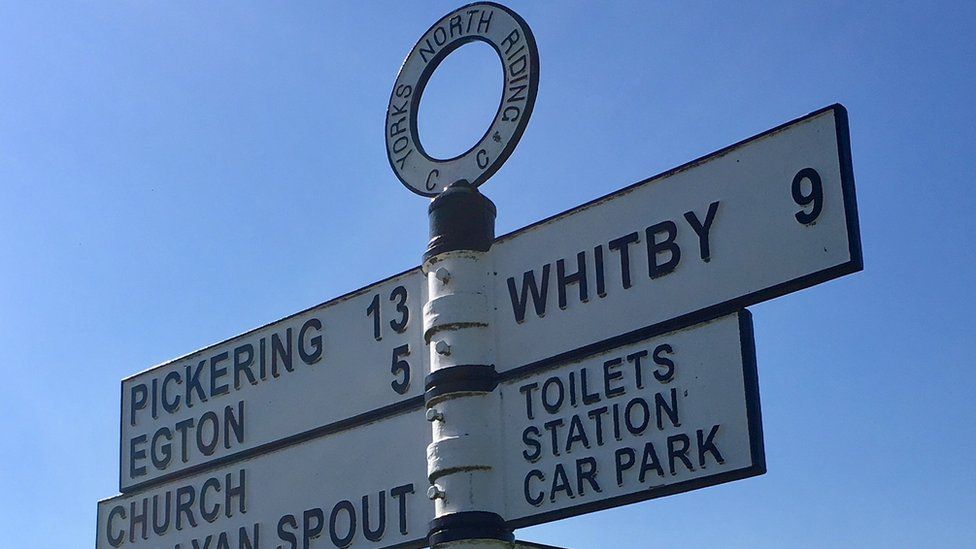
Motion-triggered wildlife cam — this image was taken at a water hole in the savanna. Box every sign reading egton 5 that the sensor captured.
[120,269,426,492]
[500,312,763,527]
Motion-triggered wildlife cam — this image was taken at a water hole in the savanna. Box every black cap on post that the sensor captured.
[424,180,497,263]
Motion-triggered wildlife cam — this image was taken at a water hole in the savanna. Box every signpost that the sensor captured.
[98,2,863,548]
[96,311,758,549]
[490,105,860,372]
[499,311,762,529]
[101,408,431,549]
[120,268,426,492]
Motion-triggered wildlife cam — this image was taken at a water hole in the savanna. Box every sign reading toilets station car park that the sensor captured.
[97,2,862,548]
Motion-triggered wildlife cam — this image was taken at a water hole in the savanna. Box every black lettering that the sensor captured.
[426,169,439,191]
[646,221,680,278]
[130,383,148,426]
[433,26,447,46]
[329,500,356,548]
[655,388,680,430]
[507,265,550,323]
[550,463,574,501]
[502,105,521,121]
[389,117,408,137]
[303,508,324,549]
[390,484,413,536]
[684,201,720,261]
[652,344,675,383]
[176,485,197,530]
[565,414,590,452]
[541,376,564,414]
[477,8,493,33]
[197,411,220,456]
[394,149,413,170]
[667,434,694,474]
[362,491,386,542]
[448,15,463,37]
[240,524,260,549]
[603,358,624,397]
[390,99,409,118]
[185,361,208,407]
[626,350,648,390]
[151,427,172,471]
[277,514,298,549]
[299,318,323,364]
[608,232,639,289]
[501,29,521,55]
[625,398,650,435]
[543,419,563,457]
[225,401,245,449]
[581,368,600,405]
[522,426,542,462]
[615,447,635,486]
[129,497,148,542]
[130,435,147,477]
[508,54,526,78]
[152,492,171,536]
[226,469,246,517]
[638,442,664,481]
[201,477,221,523]
[233,344,256,390]
[587,406,608,446]
[210,352,229,397]
[394,84,412,99]
[594,245,606,297]
[107,505,126,547]
[576,456,601,496]
[419,38,436,63]
[524,470,545,506]
[519,382,538,420]
[697,424,725,467]
[556,251,588,309]
[175,418,194,463]
[271,329,293,377]
[162,371,182,413]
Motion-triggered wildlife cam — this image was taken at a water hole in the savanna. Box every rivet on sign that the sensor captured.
[427,485,445,500]
[434,267,451,284]
[434,340,452,356]
[426,408,445,422]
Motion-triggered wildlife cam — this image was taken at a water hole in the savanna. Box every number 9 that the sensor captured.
[792,167,823,225]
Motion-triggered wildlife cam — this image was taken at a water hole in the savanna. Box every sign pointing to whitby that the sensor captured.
[99,2,863,548]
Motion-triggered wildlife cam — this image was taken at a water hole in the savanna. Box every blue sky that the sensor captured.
[1,1,974,547]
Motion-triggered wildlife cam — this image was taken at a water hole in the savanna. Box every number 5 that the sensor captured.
[391,344,410,395]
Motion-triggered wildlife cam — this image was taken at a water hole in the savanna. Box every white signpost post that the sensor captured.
[98,3,862,548]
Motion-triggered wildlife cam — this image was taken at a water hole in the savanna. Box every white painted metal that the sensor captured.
[98,408,432,549]
[498,312,759,528]
[120,267,426,491]
[490,107,856,372]
[386,3,538,196]
[423,249,507,536]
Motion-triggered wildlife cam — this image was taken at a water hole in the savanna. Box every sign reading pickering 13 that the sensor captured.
[386,2,539,196]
